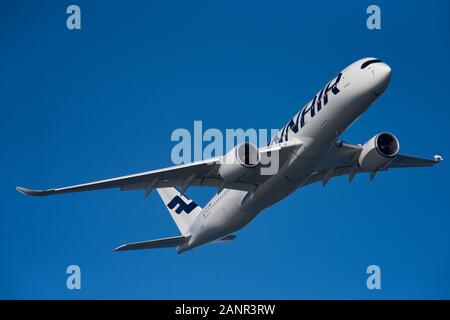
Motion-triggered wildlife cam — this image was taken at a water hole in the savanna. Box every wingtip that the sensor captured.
[16,186,32,195]
[434,155,444,162]
[16,186,54,196]
[113,244,127,252]
[16,186,23,193]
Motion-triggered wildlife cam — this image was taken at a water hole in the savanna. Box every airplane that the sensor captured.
[17,57,443,253]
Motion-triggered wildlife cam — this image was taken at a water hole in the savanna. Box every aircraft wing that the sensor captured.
[16,156,225,197]
[16,140,302,197]
[303,141,443,187]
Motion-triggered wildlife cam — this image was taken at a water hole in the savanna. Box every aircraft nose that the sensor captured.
[373,62,391,94]
[377,62,391,83]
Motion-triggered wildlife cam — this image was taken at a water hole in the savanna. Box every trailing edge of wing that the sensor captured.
[113,235,189,252]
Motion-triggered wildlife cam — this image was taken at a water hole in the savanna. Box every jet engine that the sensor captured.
[358,132,400,171]
[218,142,260,183]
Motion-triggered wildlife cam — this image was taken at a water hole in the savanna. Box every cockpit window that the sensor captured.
[361,59,382,69]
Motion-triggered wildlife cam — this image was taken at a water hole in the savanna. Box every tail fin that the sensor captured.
[156,187,202,235]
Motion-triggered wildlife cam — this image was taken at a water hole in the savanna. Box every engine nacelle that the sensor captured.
[218,142,260,183]
[358,132,400,171]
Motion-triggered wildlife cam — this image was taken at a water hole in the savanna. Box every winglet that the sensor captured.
[434,155,443,162]
[113,244,128,252]
[16,186,55,196]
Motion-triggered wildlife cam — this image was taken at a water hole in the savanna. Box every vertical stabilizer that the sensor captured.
[156,188,202,235]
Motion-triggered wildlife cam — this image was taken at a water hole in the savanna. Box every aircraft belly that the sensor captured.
[189,190,250,247]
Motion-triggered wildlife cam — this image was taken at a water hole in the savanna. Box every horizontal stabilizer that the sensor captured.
[113,235,189,252]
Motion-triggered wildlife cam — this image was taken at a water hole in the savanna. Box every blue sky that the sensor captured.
[1,0,449,299]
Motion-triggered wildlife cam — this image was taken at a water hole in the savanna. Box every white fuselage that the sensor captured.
[179,58,392,253]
